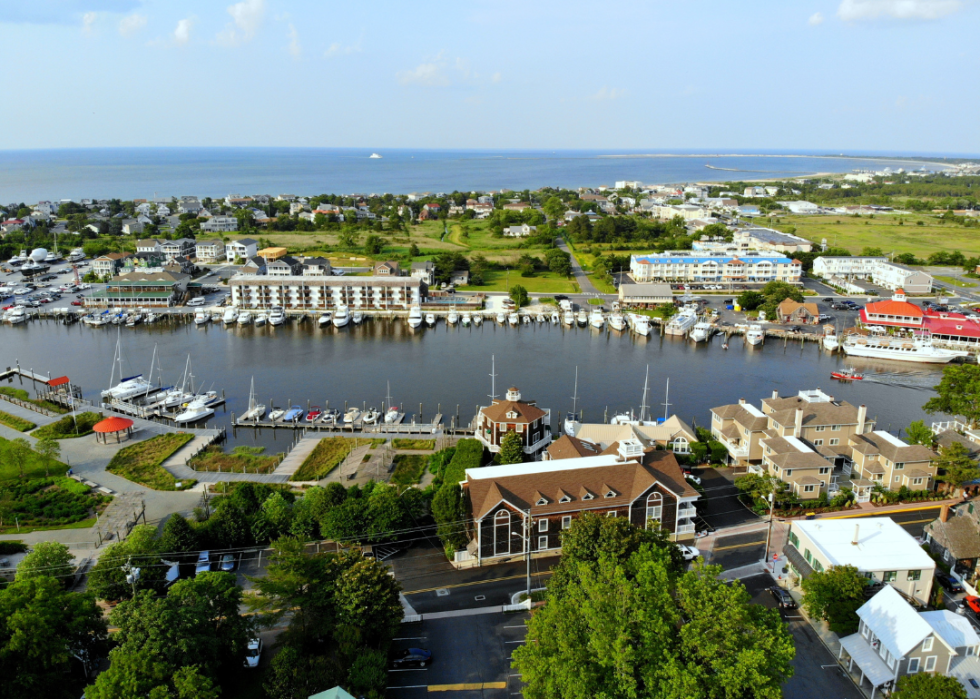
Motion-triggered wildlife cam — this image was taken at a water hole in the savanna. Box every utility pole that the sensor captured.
[524,510,531,602]
[762,490,776,571]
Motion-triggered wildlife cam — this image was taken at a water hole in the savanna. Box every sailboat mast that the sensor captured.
[639,365,649,423]
[571,366,579,416]
[489,355,497,401]
[662,378,672,421]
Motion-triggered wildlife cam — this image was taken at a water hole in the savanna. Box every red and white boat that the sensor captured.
[305,406,322,422]
[831,369,863,381]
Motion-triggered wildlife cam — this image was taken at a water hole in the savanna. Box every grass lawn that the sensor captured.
[390,454,428,485]
[0,436,63,480]
[392,439,435,450]
[291,437,379,481]
[766,214,980,258]
[189,445,281,474]
[0,410,36,432]
[0,386,70,414]
[460,269,579,294]
[934,275,978,288]
[105,433,195,490]
[0,476,109,534]
[31,412,103,439]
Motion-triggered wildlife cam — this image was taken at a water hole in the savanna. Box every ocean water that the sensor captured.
[0,148,949,204]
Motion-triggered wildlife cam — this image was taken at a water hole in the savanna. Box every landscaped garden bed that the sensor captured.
[0,410,36,433]
[0,476,110,534]
[189,445,281,474]
[31,412,103,439]
[105,433,195,490]
[390,454,428,485]
[391,439,436,450]
[0,386,70,414]
[291,437,380,481]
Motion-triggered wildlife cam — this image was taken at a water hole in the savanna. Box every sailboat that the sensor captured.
[240,376,266,421]
[101,330,155,401]
[564,367,580,436]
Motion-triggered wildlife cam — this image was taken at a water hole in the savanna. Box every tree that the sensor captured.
[923,364,980,427]
[498,432,524,465]
[737,290,765,310]
[861,246,884,256]
[800,564,868,634]
[409,243,420,257]
[0,576,108,699]
[34,436,61,477]
[893,672,968,699]
[86,524,164,601]
[545,248,572,277]
[333,557,404,646]
[509,284,529,308]
[4,437,31,478]
[364,234,384,255]
[160,513,198,553]
[543,196,566,222]
[935,441,980,490]
[431,483,469,553]
[16,541,75,585]
[904,420,934,446]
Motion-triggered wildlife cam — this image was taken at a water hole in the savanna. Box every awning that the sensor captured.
[839,633,895,687]
[47,376,70,387]
[783,545,814,578]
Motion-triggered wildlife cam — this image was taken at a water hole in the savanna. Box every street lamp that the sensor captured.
[512,511,531,604]
[763,492,776,572]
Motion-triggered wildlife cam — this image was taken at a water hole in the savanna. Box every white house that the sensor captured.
[225,238,258,263]
[201,216,239,233]
[503,223,537,237]
[812,257,887,279]
[777,200,821,214]
[873,262,933,294]
[195,240,223,264]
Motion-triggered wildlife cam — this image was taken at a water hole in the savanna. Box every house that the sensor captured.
[159,238,195,263]
[241,256,266,275]
[450,270,469,286]
[777,200,821,214]
[924,501,980,586]
[812,256,887,279]
[289,202,306,215]
[733,228,813,253]
[836,585,978,699]
[121,220,144,236]
[301,257,332,276]
[226,238,258,263]
[564,415,698,456]
[873,262,933,294]
[474,387,552,459]
[776,299,819,324]
[195,240,223,264]
[545,434,603,460]
[411,261,435,285]
[848,431,937,493]
[373,261,400,276]
[651,204,711,222]
[225,195,252,208]
[200,216,239,233]
[502,202,531,211]
[136,239,163,255]
[785,518,936,606]
[91,252,133,279]
[464,445,700,564]
[618,283,675,307]
[266,256,303,277]
[257,247,288,262]
[177,198,202,215]
[503,223,537,238]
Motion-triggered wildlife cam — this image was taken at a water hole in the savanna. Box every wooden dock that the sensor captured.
[231,412,445,435]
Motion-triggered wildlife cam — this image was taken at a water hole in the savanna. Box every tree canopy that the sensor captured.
[498,432,524,465]
[923,364,980,427]
[15,541,75,585]
[893,672,968,699]
[934,441,980,490]
[800,564,868,635]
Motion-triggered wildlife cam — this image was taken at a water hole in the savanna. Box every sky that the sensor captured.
[0,0,978,154]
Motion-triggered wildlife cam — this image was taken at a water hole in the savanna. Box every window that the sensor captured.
[813,559,824,572]
[816,426,825,432]
[830,438,839,446]
[831,425,841,431]
[819,467,830,475]
[788,531,799,547]
[813,440,824,446]
[907,658,920,673]
[607,511,617,518]
[922,637,933,652]
[538,536,548,551]
[539,519,548,533]
[908,570,921,581]
[861,621,869,639]
[535,497,548,506]
[924,655,937,672]
[804,549,812,564]
[895,462,904,470]
[561,516,571,530]
[894,476,901,483]
[803,485,815,493]
[646,493,663,526]
[786,469,793,476]
[604,490,616,498]
[883,571,897,583]
[970,503,975,515]
[913,478,923,486]
[582,493,594,501]
[558,494,571,504]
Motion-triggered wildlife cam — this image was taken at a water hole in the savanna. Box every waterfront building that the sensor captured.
[858,290,980,347]
[923,501,980,586]
[200,216,239,233]
[91,252,133,279]
[195,240,223,263]
[785,518,936,606]
[860,290,925,327]
[225,238,258,262]
[873,262,932,293]
[474,386,552,459]
[463,444,700,565]
[732,227,813,253]
[812,256,887,279]
[229,274,423,311]
[618,282,674,307]
[84,270,188,308]
[563,416,698,456]
[847,430,937,493]
[630,251,800,284]
[775,299,819,324]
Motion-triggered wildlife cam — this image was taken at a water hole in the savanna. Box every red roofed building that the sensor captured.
[859,290,980,347]
[859,290,925,328]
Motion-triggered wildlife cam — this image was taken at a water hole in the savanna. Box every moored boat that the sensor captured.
[407,306,423,329]
[333,305,350,327]
[842,332,969,364]
[745,324,765,346]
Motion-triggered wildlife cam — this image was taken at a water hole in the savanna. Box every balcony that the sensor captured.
[677,504,697,519]
[676,523,696,535]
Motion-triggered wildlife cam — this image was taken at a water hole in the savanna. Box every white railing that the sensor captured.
[676,524,696,535]
[931,420,968,433]
[677,505,697,518]
[747,463,764,475]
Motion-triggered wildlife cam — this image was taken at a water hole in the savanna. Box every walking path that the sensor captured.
[556,239,600,295]
[270,436,321,478]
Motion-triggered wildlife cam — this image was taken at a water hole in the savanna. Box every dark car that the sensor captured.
[391,648,432,668]
[936,572,965,594]
[767,587,797,609]
[823,297,833,303]
[554,295,568,302]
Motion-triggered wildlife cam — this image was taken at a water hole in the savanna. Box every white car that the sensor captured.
[678,544,701,561]
[187,297,206,307]
[244,638,263,668]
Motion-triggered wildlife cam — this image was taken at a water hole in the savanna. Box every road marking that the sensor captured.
[389,668,429,673]
[428,682,507,692]
[387,685,429,689]
[712,539,767,552]
[822,505,942,520]
[503,626,526,629]
[405,573,550,595]
[504,640,525,644]
[394,637,427,641]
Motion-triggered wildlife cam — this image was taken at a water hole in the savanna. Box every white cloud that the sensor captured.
[397,52,494,88]
[118,13,146,36]
[838,0,962,21]
[491,72,502,83]
[324,40,361,58]
[82,11,97,34]
[174,17,193,45]
[808,12,825,25]
[287,23,301,59]
[398,61,452,87]
[216,0,265,46]
[589,86,625,101]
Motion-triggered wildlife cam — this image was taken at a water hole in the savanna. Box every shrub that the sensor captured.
[0,541,28,555]
[0,410,35,432]
[105,433,194,490]
[31,412,103,439]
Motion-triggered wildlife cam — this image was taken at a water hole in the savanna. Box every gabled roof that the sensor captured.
[920,610,980,650]
[481,398,546,424]
[848,431,935,464]
[711,403,768,431]
[857,586,934,659]
[547,435,602,460]
[864,298,924,318]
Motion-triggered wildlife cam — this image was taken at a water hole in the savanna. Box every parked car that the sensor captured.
[823,297,833,303]
[683,471,702,486]
[767,586,797,609]
[964,595,980,614]
[195,551,211,575]
[243,638,263,668]
[677,544,700,561]
[221,554,235,572]
[70,300,82,306]
[391,648,432,669]
[936,572,965,595]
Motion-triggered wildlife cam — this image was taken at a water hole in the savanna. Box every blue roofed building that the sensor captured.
[629,251,801,284]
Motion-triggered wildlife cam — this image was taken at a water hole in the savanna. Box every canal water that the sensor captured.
[0,319,947,452]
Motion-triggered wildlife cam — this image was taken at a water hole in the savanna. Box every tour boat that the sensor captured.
[589,309,604,329]
[333,305,350,328]
[665,307,697,336]
[608,313,626,331]
[447,308,459,325]
[306,406,322,422]
[223,307,237,324]
[842,333,969,364]
[194,310,210,326]
[343,407,361,424]
[407,305,423,329]
[237,311,252,326]
[690,321,712,343]
[269,306,285,326]
[319,311,333,326]
[425,312,437,327]
[745,324,765,346]
[831,369,864,381]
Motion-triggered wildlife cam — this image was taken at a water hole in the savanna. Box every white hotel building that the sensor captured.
[229,275,424,311]
[630,252,801,284]
[812,257,887,279]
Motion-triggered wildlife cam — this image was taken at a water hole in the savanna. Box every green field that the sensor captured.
[767,215,980,258]
[0,436,63,480]
[459,269,579,294]
[934,275,978,288]
[105,433,195,490]
[291,437,381,481]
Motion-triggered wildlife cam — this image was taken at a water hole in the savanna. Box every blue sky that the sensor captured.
[0,0,977,153]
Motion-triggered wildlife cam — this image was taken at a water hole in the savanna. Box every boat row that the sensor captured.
[263,404,399,426]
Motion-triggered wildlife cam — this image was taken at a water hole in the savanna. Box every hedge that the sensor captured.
[0,410,36,433]
[443,439,484,486]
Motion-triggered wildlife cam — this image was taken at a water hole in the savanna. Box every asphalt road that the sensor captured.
[697,466,760,531]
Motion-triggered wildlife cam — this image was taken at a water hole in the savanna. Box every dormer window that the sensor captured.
[506,411,518,419]
[559,494,571,503]
[582,492,594,500]
[536,497,548,506]
[604,490,616,498]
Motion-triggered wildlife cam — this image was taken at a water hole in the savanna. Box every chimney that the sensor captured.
[851,523,860,545]
[739,398,746,405]
[940,504,952,523]
[794,408,804,438]
[857,405,867,435]
[772,390,779,399]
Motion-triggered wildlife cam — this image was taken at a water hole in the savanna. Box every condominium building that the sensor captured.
[812,256,887,279]
[630,252,801,284]
[229,274,423,310]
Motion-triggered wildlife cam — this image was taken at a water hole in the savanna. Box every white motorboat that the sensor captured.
[362,408,380,424]
[496,311,507,324]
[576,309,588,326]
[842,332,969,364]
[461,312,471,326]
[536,313,546,323]
[509,312,520,326]
[333,305,350,327]
[68,248,85,263]
[240,376,266,421]
[319,311,333,326]
[209,311,222,323]
[352,311,364,324]
[146,313,159,324]
[223,307,238,324]
[174,397,214,424]
[194,310,210,326]
[745,324,765,346]
[630,314,651,336]
[690,321,712,343]
[823,335,839,352]
[472,313,483,326]
[4,306,28,324]
[125,313,143,328]
[268,408,285,421]
[407,305,423,328]
[521,314,531,325]
[8,250,27,265]
[562,311,575,325]
[237,311,252,326]
[425,313,436,327]
[665,307,698,336]
[343,407,361,424]
[19,260,50,277]
[609,313,626,331]
[589,309,604,329]
[447,308,459,325]
[551,311,560,324]
[254,312,268,327]
[269,307,285,326]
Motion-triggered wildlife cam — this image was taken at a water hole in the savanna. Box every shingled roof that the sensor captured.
[547,435,602,460]
[849,431,936,464]
[480,396,547,424]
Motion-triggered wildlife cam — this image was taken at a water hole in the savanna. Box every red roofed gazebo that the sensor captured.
[93,416,135,444]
